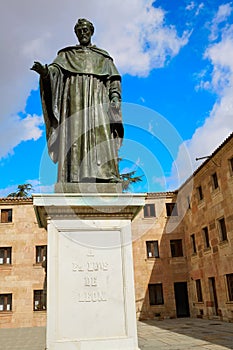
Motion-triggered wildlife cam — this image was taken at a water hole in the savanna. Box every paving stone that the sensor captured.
[0,318,232,349]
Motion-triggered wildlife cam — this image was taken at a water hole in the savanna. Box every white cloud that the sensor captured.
[186,2,195,11]
[0,1,189,159]
[170,10,233,187]
[0,114,43,158]
[185,1,204,16]
[195,3,204,16]
[209,3,233,41]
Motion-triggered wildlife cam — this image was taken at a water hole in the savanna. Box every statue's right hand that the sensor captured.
[30,61,48,78]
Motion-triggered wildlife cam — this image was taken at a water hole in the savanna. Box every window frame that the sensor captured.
[165,203,178,217]
[211,172,219,190]
[202,226,210,249]
[143,204,156,218]
[148,283,164,305]
[0,209,13,223]
[0,293,12,312]
[197,186,203,201]
[33,290,45,311]
[146,241,159,258]
[218,217,228,242]
[0,247,12,265]
[170,239,183,257]
[226,274,233,301]
[196,279,203,302]
[229,157,233,175]
[35,245,47,264]
[190,234,197,254]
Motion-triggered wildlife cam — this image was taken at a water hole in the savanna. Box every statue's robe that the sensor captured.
[40,45,123,183]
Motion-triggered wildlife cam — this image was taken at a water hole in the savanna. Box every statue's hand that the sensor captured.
[110,96,121,110]
[30,61,48,78]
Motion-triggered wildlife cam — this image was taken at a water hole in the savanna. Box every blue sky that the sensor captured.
[0,0,232,196]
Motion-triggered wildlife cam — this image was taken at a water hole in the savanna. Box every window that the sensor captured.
[0,247,11,264]
[34,290,46,311]
[226,274,233,301]
[218,217,228,241]
[170,239,183,257]
[229,157,233,175]
[148,284,164,305]
[187,196,191,209]
[36,246,47,263]
[146,241,159,258]
[166,203,178,216]
[203,226,210,248]
[144,204,156,218]
[197,186,203,201]
[191,234,196,254]
[0,294,12,311]
[1,209,12,223]
[196,279,203,302]
[212,172,219,190]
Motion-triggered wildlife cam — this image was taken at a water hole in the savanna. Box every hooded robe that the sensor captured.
[40,45,123,183]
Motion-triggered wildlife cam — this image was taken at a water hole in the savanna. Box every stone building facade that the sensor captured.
[0,198,47,328]
[132,133,233,322]
[0,133,232,327]
[178,132,233,322]
[132,191,189,320]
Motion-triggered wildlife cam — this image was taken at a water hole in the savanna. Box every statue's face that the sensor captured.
[76,24,92,46]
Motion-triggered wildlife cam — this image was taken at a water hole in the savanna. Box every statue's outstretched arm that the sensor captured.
[30,61,48,79]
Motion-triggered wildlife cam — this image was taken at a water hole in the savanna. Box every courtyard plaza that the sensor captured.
[0,318,232,350]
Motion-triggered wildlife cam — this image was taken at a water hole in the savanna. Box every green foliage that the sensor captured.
[7,183,33,198]
[120,170,143,191]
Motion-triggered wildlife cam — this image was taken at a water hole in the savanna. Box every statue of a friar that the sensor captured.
[31,18,123,184]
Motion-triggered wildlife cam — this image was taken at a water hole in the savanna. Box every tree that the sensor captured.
[120,170,143,191]
[7,184,33,198]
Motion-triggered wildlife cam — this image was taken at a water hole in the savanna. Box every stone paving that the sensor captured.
[0,318,232,349]
[138,318,233,350]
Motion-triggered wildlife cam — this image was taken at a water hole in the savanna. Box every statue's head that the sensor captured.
[74,18,94,45]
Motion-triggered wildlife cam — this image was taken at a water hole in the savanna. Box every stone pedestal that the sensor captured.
[33,193,145,350]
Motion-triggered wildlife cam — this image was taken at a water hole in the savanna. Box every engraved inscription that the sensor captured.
[84,276,97,286]
[72,250,109,303]
[77,291,107,302]
[87,261,108,271]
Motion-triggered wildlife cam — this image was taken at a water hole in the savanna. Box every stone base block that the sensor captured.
[33,193,145,350]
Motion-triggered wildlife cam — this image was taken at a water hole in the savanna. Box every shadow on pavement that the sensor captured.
[140,317,233,349]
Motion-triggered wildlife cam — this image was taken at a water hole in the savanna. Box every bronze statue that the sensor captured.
[31,18,123,184]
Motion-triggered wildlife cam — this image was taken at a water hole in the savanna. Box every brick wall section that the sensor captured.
[0,198,47,328]
[132,192,188,320]
[178,134,233,321]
